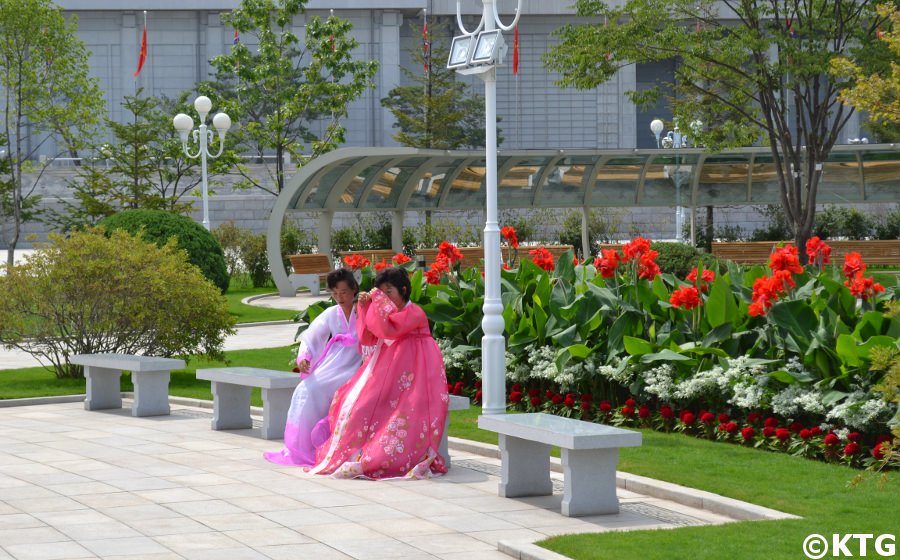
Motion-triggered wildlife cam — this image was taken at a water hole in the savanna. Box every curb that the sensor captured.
[235,320,296,328]
[498,541,572,560]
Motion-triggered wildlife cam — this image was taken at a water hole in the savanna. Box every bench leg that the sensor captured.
[561,448,620,516]
[131,371,171,417]
[498,434,552,498]
[260,387,293,440]
[440,416,451,469]
[210,382,252,431]
[84,367,122,411]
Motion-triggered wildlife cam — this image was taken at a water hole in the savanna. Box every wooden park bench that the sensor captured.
[196,367,299,440]
[288,253,333,295]
[711,240,900,265]
[338,249,397,268]
[478,412,641,517]
[70,353,185,417]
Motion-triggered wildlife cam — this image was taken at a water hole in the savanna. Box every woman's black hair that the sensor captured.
[326,268,359,294]
[374,267,411,302]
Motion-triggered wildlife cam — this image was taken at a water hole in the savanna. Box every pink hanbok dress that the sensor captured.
[264,304,361,467]
[309,288,449,479]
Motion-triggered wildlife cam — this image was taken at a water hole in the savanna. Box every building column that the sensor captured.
[317,210,334,259]
[205,12,223,81]
[392,210,404,253]
[121,13,138,101]
[617,64,637,149]
[379,12,402,147]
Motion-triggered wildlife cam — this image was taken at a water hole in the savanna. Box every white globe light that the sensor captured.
[173,113,194,132]
[650,119,665,136]
[194,95,213,117]
[212,112,232,132]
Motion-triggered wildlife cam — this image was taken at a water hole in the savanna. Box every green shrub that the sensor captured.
[280,220,316,271]
[874,205,900,240]
[0,228,235,378]
[405,218,481,249]
[750,205,792,241]
[814,205,872,240]
[239,230,270,288]
[559,209,623,258]
[212,221,243,278]
[650,242,699,277]
[99,209,229,293]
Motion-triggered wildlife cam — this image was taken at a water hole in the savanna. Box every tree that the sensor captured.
[381,19,492,149]
[545,0,890,260]
[0,0,104,267]
[200,0,379,195]
[832,5,900,125]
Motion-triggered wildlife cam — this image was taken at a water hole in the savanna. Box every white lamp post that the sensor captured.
[449,0,520,416]
[650,118,688,242]
[173,96,231,231]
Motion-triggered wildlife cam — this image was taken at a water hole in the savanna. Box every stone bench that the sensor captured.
[478,412,642,517]
[288,254,333,296]
[70,353,186,417]
[440,394,471,468]
[196,367,300,440]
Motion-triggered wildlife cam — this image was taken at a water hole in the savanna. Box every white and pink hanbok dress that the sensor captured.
[264,304,361,467]
[309,288,449,479]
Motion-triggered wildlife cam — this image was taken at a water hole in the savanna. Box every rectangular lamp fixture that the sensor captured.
[448,35,475,69]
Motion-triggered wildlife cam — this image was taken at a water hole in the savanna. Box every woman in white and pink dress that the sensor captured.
[264,268,362,467]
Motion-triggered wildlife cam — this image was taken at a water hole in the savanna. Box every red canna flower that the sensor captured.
[580,401,592,411]
[530,396,542,407]
[622,237,652,261]
[872,442,886,459]
[763,426,776,438]
[424,267,442,285]
[843,252,867,278]
[769,245,804,274]
[638,250,661,280]
[844,271,885,301]
[789,421,804,433]
[847,432,861,442]
[799,429,812,440]
[764,417,779,428]
[725,422,739,434]
[747,412,763,424]
[670,286,702,309]
[564,396,576,408]
[374,258,390,272]
[529,247,555,271]
[552,394,564,405]
[681,412,696,425]
[638,405,651,418]
[475,390,482,402]
[438,241,464,264]
[599,400,612,413]
[660,405,675,419]
[810,426,822,436]
[805,236,831,267]
[581,393,593,402]
[775,428,791,441]
[509,391,523,403]
[343,254,370,270]
[528,388,541,398]
[621,405,635,417]
[500,226,519,248]
[392,253,412,264]
[700,412,715,424]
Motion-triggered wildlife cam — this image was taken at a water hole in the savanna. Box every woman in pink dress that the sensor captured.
[309,267,449,479]
[264,269,362,467]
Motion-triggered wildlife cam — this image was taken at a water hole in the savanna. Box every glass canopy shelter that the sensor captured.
[268,145,900,296]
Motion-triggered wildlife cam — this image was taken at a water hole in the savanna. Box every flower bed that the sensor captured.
[298,233,899,468]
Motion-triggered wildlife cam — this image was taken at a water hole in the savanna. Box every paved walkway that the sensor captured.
[0,400,783,560]
[0,288,796,559]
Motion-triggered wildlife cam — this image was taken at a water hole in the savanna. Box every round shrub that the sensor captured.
[99,209,229,293]
[0,228,235,378]
[650,242,699,277]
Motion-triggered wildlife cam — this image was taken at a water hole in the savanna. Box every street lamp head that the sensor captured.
[212,112,232,135]
[173,113,194,143]
[650,119,664,136]
[194,95,213,122]
[471,30,505,65]
[448,35,475,69]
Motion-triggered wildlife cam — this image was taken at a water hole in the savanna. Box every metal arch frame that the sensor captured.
[268,145,900,296]
[355,157,410,210]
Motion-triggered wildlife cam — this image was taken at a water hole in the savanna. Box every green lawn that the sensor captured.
[225,286,300,324]
[2,354,897,560]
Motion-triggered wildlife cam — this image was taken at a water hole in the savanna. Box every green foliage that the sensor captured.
[873,205,900,240]
[650,242,699,277]
[212,221,244,279]
[381,18,495,149]
[331,213,403,257]
[814,205,873,240]
[99,209,230,293]
[558,209,623,257]
[405,217,482,250]
[543,0,889,252]
[0,0,104,265]
[0,228,235,378]
[215,220,315,288]
[201,0,379,194]
[750,205,792,241]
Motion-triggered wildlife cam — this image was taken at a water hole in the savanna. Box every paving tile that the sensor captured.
[401,533,496,554]
[326,503,413,523]
[164,499,247,517]
[33,509,117,527]
[437,551,515,560]
[134,488,213,504]
[465,527,546,546]
[179,547,270,560]
[104,554,184,560]
[444,495,541,513]
[121,516,213,537]
[4,540,95,560]
[389,499,475,518]
[427,512,521,533]
[258,508,345,528]
[56,521,143,541]
[79,536,171,557]
[225,494,310,513]
[253,543,353,560]
[329,537,441,560]
[100,504,186,523]
[0,484,60,500]
[223,527,313,547]
[163,473,238,487]
[0,513,47,530]
[196,483,274,500]
[191,513,281,532]
[360,518,455,538]
[45,481,122,497]
[298,522,388,545]
[154,531,243,553]
[297,491,374,508]
[73,492,152,509]
[0,526,71,546]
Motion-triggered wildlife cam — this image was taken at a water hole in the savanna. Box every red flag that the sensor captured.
[134,21,147,77]
[233,29,240,45]
[513,24,519,75]
[423,12,430,73]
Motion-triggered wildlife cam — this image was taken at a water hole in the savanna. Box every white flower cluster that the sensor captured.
[730,381,766,410]
[598,358,633,385]
[826,391,893,431]
[435,338,481,378]
[641,364,676,400]
[770,385,826,416]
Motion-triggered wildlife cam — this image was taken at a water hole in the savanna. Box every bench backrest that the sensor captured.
[289,254,333,274]
[711,240,900,265]
[339,249,397,266]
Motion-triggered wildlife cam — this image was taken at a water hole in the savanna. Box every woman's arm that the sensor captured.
[355,293,378,346]
[365,291,426,340]
[297,306,335,368]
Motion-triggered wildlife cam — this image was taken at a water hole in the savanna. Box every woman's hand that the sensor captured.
[296,359,310,373]
[357,291,371,305]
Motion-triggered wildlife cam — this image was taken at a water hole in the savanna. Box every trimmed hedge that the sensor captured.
[99,210,229,293]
